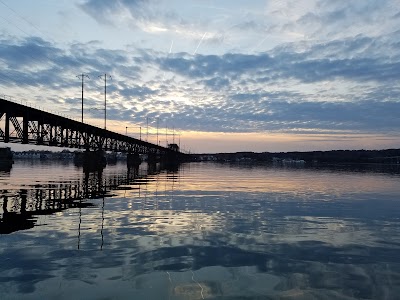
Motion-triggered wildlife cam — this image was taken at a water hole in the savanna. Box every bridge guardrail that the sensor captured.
[1,94,81,123]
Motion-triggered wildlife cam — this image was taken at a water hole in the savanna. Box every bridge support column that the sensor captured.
[147,152,158,164]
[74,150,106,172]
[4,114,10,143]
[22,113,28,144]
[127,152,141,167]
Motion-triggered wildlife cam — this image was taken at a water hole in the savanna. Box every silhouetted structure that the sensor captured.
[0,147,13,171]
[0,98,186,165]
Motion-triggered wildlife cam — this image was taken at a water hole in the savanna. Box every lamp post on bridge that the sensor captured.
[126,126,141,140]
[165,124,168,147]
[146,116,149,142]
[156,117,159,145]
[76,74,89,123]
[99,74,111,130]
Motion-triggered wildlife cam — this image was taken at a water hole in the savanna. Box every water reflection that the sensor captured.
[0,164,12,173]
[0,162,177,234]
[0,162,400,299]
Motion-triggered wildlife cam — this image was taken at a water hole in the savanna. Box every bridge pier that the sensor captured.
[0,147,13,172]
[147,152,159,164]
[4,114,10,143]
[74,150,106,171]
[127,152,141,167]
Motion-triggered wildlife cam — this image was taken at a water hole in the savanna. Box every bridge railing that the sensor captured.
[0,94,80,123]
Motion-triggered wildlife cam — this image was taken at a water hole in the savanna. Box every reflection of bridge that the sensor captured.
[0,163,169,234]
[0,98,183,158]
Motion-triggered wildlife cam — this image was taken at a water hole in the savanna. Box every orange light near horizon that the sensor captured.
[163,131,400,153]
[75,116,400,153]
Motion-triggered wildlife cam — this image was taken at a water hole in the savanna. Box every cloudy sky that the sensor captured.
[1,0,400,153]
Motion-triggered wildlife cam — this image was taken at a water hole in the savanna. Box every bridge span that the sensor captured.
[0,98,183,160]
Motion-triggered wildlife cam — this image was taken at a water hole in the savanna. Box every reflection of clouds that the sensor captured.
[1,162,400,299]
[178,163,400,196]
[148,211,216,234]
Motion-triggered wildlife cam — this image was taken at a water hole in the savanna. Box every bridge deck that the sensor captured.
[0,98,179,155]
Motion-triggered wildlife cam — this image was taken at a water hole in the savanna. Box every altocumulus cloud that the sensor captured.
[1,0,400,150]
[2,33,400,136]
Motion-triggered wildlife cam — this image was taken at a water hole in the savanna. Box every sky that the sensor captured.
[1,0,400,153]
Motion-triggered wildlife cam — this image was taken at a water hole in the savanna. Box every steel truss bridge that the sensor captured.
[0,98,181,157]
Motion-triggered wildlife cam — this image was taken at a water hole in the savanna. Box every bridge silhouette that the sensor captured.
[0,98,184,160]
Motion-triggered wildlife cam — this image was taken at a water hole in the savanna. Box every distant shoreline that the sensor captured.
[3,147,400,165]
[192,149,400,164]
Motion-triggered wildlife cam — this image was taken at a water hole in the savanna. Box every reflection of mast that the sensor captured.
[100,195,104,250]
[171,171,176,203]
[2,193,8,214]
[155,165,160,210]
[98,170,105,251]
[78,170,90,250]
[164,170,168,198]
[166,271,173,298]
[78,198,82,250]
[143,167,148,210]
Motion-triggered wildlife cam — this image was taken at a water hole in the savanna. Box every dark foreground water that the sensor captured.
[1,161,400,299]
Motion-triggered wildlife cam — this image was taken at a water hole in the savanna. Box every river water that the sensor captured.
[0,161,400,299]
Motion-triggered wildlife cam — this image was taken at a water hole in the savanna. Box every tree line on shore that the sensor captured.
[193,149,400,164]
[7,148,400,164]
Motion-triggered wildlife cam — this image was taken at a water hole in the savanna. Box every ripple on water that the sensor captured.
[1,161,400,299]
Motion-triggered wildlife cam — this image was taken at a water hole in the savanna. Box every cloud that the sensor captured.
[0,36,59,69]
[79,0,151,25]
[118,84,158,100]
[79,0,191,38]
[153,33,400,87]
[1,0,400,146]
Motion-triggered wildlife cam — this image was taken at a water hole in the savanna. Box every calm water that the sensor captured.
[1,161,400,299]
